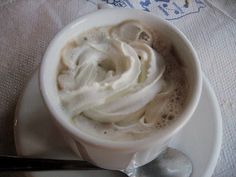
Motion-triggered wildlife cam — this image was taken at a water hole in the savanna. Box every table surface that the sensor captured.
[0,0,235,177]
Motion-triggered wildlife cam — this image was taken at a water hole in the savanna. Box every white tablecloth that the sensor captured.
[0,0,235,176]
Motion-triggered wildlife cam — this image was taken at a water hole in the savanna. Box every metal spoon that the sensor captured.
[0,147,192,177]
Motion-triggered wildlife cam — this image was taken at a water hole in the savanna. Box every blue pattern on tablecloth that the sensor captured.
[101,0,206,20]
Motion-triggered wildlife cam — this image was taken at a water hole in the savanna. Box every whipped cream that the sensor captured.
[57,21,188,141]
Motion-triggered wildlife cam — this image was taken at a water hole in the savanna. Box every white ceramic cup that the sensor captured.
[39,8,202,170]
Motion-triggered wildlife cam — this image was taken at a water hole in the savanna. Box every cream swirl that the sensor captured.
[58,21,166,127]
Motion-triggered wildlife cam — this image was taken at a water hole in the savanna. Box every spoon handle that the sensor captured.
[0,155,101,171]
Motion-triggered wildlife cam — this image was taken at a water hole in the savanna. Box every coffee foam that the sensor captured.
[75,27,109,46]
[156,51,188,128]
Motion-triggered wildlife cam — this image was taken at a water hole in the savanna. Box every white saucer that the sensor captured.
[14,70,222,177]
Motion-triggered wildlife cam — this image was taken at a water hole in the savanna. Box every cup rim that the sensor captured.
[39,8,202,150]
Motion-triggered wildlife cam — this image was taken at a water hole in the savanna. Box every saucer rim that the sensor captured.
[195,75,222,177]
